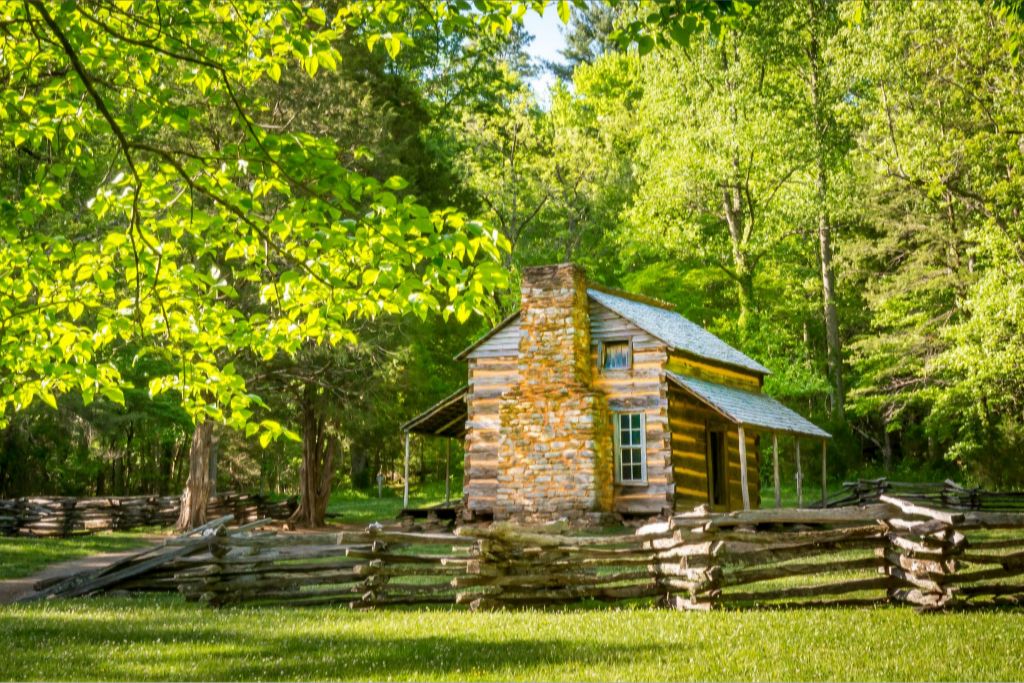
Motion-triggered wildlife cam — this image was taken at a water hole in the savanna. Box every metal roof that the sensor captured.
[666,372,831,439]
[454,310,520,361]
[588,289,771,375]
[400,385,469,437]
[452,285,772,376]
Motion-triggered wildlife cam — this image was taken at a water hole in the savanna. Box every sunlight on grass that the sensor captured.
[0,531,161,580]
[328,481,457,524]
[0,595,1022,681]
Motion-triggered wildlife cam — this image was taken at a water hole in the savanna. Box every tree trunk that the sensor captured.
[176,420,214,532]
[720,38,755,332]
[882,428,893,474]
[207,428,219,496]
[723,184,755,331]
[159,441,173,494]
[289,389,336,527]
[807,0,845,420]
[351,449,368,489]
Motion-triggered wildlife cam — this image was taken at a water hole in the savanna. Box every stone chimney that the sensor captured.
[494,264,612,521]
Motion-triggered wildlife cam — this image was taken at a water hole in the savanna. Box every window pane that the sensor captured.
[616,413,645,482]
[604,342,630,369]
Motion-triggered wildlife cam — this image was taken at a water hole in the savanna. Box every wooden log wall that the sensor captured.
[588,302,672,516]
[464,299,678,517]
[668,385,759,512]
[0,493,296,537]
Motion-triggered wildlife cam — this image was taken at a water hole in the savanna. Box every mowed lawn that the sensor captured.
[1,595,1022,681]
[0,532,160,580]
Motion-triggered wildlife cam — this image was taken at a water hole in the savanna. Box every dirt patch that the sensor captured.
[0,544,159,605]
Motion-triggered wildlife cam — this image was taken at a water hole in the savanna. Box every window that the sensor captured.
[614,412,647,484]
[707,429,727,507]
[601,340,632,371]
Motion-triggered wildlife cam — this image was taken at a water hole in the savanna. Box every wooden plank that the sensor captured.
[738,426,750,511]
[772,433,780,509]
[721,577,893,602]
[693,504,899,528]
[795,440,803,508]
[821,440,827,507]
[879,495,965,525]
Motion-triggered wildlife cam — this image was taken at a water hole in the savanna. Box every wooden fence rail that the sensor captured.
[25,499,1024,611]
[816,478,1024,511]
[0,493,296,536]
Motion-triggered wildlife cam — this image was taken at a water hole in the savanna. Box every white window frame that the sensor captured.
[613,411,648,485]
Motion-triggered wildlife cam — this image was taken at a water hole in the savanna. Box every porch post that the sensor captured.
[403,431,411,509]
[795,439,803,508]
[772,433,780,508]
[738,425,750,511]
[821,439,828,506]
[445,438,451,504]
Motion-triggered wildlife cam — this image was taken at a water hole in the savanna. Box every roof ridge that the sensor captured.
[586,283,677,311]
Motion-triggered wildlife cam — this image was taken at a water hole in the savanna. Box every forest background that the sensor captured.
[3,0,1023,521]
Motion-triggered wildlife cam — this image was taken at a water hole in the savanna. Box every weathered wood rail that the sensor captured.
[816,478,1024,511]
[0,493,296,536]
[26,499,1024,611]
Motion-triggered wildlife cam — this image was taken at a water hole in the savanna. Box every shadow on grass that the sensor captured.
[0,599,678,680]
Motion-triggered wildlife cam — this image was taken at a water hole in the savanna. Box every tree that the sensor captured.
[549,2,622,80]
[624,17,806,333]
[840,0,1024,482]
[1,1,529,527]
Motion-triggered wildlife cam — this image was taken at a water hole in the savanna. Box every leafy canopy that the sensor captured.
[0,1,548,442]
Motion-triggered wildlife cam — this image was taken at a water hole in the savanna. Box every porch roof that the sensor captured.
[666,372,831,439]
[400,385,469,437]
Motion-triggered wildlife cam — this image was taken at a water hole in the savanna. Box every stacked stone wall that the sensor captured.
[494,264,612,521]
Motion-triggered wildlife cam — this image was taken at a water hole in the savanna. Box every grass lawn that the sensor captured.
[327,481,455,524]
[0,595,1022,681]
[0,530,161,580]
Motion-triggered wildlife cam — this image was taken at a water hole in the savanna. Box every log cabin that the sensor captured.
[402,264,830,522]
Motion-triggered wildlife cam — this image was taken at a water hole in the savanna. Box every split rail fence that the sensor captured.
[27,497,1024,611]
[817,478,1024,511]
[0,493,296,536]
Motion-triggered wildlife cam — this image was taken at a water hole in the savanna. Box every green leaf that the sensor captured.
[58,331,76,354]
[101,386,125,406]
[308,7,326,25]
[39,389,58,410]
[385,35,402,59]
[557,0,571,24]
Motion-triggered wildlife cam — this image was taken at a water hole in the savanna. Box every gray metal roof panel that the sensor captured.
[666,372,831,439]
[587,289,771,375]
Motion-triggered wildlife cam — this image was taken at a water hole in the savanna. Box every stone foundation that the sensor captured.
[494,264,612,521]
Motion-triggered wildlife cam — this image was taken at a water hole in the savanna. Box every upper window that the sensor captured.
[601,340,632,371]
[614,412,647,484]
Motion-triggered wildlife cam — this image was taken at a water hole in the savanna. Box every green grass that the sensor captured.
[0,530,161,580]
[327,481,457,524]
[1,595,1022,680]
